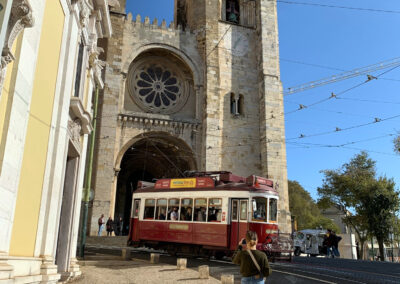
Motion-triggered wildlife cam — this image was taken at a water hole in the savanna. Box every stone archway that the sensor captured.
[114,132,197,235]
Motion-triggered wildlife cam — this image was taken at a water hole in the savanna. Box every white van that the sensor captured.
[293,229,327,257]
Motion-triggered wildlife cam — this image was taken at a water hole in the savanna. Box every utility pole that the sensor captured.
[79,84,100,258]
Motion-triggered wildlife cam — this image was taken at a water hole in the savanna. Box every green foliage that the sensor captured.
[288,180,339,232]
[318,151,400,260]
[394,134,400,155]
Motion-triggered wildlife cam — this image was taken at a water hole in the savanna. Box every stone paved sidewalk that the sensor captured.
[71,254,221,284]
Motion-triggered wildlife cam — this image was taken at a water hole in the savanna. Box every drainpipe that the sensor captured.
[79,84,99,258]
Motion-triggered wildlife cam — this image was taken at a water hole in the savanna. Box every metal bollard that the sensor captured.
[177,258,187,270]
[150,253,160,264]
[221,274,234,284]
[198,265,209,279]
[121,248,131,260]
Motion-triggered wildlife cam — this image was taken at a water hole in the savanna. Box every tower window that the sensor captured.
[230,93,237,115]
[226,0,240,24]
[238,94,244,115]
[230,93,244,116]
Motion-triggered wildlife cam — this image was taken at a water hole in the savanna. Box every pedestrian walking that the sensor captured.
[116,217,123,236]
[233,230,271,283]
[332,231,342,258]
[98,214,105,236]
[106,217,114,236]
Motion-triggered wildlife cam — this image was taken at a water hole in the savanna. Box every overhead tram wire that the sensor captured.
[284,64,400,116]
[274,0,400,14]
[284,57,400,96]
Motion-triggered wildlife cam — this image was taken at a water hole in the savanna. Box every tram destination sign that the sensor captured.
[155,177,215,189]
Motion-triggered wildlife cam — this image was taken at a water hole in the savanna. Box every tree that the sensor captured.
[288,180,338,232]
[394,135,400,155]
[318,152,400,261]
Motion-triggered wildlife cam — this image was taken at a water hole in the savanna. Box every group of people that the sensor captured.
[323,229,342,258]
[97,214,124,236]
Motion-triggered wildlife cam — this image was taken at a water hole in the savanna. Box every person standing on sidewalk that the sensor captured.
[116,217,123,236]
[232,231,271,283]
[106,217,114,236]
[332,231,342,258]
[98,214,105,236]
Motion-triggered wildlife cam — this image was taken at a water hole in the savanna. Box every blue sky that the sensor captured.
[126,0,400,200]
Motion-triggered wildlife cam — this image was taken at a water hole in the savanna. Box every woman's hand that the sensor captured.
[239,238,246,246]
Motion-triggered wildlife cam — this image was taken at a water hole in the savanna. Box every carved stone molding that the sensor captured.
[68,119,82,145]
[77,0,93,29]
[1,0,34,70]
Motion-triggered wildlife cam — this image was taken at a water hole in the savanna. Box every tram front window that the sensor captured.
[144,199,155,219]
[269,198,277,222]
[168,198,180,221]
[156,199,167,220]
[208,198,222,222]
[194,198,207,222]
[252,197,267,222]
[180,198,193,221]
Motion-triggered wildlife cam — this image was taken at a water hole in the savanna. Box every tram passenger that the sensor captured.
[170,207,178,221]
[159,208,166,220]
[208,208,217,222]
[233,231,271,283]
[184,207,192,221]
[196,207,206,221]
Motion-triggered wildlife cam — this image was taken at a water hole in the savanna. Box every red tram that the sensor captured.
[128,172,293,261]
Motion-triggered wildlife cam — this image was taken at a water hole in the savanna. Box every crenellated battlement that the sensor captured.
[125,13,193,35]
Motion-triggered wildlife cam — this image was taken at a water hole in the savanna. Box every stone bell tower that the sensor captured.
[174,0,291,232]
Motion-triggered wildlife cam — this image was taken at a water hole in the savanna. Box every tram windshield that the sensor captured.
[252,197,267,222]
[269,198,277,222]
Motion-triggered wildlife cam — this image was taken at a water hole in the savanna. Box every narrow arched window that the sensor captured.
[230,93,237,114]
[226,0,240,24]
[238,94,244,115]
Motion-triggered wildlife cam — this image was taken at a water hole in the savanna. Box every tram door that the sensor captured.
[230,199,248,250]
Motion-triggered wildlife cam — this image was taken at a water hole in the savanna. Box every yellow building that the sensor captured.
[0,0,112,282]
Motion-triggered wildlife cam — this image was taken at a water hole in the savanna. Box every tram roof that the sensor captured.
[135,172,278,195]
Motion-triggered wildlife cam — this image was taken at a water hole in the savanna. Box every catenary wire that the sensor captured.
[274,0,400,14]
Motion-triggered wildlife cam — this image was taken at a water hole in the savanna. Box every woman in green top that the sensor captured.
[233,231,271,284]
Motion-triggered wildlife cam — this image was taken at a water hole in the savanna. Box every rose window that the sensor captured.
[127,58,190,114]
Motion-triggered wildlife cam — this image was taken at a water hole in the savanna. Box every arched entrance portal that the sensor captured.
[114,133,197,234]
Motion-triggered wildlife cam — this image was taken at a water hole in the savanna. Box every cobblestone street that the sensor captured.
[72,254,220,284]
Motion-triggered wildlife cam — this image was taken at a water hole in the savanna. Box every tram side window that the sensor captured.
[168,198,180,221]
[208,198,222,222]
[156,199,167,220]
[180,198,193,221]
[252,197,267,222]
[269,198,278,222]
[144,199,155,219]
[194,198,207,222]
[133,199,140,218]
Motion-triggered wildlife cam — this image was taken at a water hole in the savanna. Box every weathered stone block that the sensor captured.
[198,265,209,279]
[177,258,187,270]
[150,253,160,264]
[221,274,234,284]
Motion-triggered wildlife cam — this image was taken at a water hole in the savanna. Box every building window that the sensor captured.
[230,93,237,115]
[226,0,240,24]
[238,94,244,115]
[230,93,243,116]
[74,40,85,98]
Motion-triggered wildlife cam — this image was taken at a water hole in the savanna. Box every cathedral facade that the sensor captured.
[90,0,291,235]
